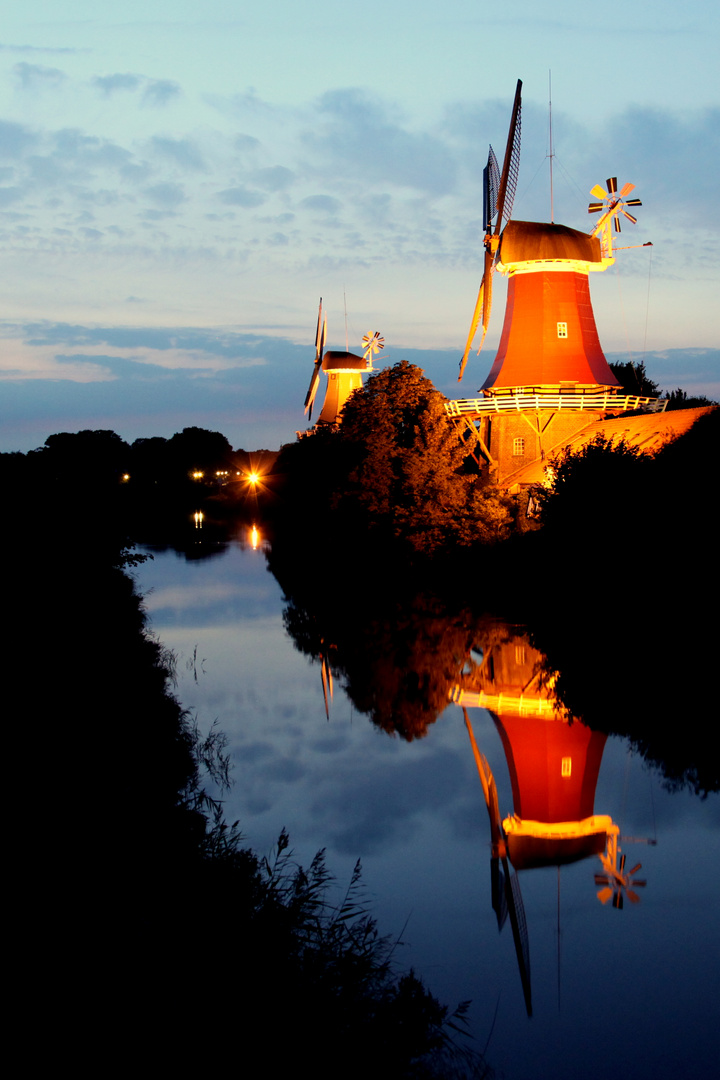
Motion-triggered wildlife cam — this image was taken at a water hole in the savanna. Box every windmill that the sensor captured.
[302,299,379,427]
[453,81,655,489]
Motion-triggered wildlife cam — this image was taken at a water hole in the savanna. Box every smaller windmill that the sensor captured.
[303,298,381,426]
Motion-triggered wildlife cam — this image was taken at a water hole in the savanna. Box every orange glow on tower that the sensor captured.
[482,222,621,394]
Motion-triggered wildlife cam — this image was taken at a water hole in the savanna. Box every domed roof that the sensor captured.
[321,350,366,371]
[499,220,602,265]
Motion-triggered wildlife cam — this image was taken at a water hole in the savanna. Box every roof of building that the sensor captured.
[502,405,716,491]
[321,350,367,371]
[499,220,602,265]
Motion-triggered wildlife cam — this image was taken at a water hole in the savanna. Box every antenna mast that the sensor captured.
[548,71,554,223]
[343,286,349,351]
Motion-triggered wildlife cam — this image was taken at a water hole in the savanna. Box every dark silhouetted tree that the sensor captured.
[333,361,514,554]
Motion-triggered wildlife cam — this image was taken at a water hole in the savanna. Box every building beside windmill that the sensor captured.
[452,82,668,490]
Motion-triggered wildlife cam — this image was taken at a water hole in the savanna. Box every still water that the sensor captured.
[134,536,719,1080]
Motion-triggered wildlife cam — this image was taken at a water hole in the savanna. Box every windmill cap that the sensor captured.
[322,350,367,371]
[500,220,602,264]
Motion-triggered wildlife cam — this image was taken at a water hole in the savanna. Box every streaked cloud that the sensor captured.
[91,73,141,96]
[142,79,181,107]
[13,62,67,90]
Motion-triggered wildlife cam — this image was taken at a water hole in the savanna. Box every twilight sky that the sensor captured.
[1,1,718,451]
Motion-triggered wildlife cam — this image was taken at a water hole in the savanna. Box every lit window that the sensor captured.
[561,757,572,777]
[557,322,568,338]
[512,438,525,456]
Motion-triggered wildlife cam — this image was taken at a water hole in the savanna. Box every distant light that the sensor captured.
[250,524,259,549]
[121,473,130,482]
[192,470,204,480]
[248,472,260,485]
[194,511,204,528]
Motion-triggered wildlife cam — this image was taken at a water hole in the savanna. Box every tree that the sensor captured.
[334,361,513,555]
[165,425,233,476]
[662,387,718,410]
[609,360,660,398]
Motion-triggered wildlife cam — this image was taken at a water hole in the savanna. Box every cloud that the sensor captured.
[150,136,206,171]
[603,106,720,220]
[0,186,24,207]
[13,62,67,90]
[0,120,37,159]
[0,43,83,55]
[91,73,141,96]
[307,88,458,197]
[234,134,261,154]
[251,166,295,191]
[143,182,187,207]
[142,79,181,107]
[217,186,266,208]
[301,194,341,214]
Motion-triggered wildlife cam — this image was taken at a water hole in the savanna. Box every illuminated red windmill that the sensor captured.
[454,629,649,1013]
[456,82,655,487]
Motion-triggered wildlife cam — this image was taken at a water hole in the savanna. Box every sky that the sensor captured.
[1,1,718,451]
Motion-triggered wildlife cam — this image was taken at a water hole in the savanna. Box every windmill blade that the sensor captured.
[619,181,636,197]
[314,298,324,360]
[495,79,523,232]
[459,246,495,379]
[504,859,532,1017]
[305,303,326,418]
[613,214,621,233]
[320,654,334,720]
[621,210,638,225]
[459,276,487,380]
[591,183,608,200]
[304,367,321,417]
[588,201,604,214]
[625,198,643,207]
[626,889,642,905]
[458,81,521,382]
[606,177,618,194]
[483,145,500,231]
[481,247,494,337]
[597,886,614,905]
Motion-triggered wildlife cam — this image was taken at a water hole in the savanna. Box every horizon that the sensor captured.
[1,3,718,451]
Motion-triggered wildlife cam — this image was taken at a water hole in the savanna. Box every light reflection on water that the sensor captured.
[134,540,720,1080]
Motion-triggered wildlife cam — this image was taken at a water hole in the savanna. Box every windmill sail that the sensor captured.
[464,708,532,1016]
[304,298,327,419]
[459,80,522,381]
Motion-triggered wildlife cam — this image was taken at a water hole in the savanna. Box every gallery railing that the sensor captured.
[445,392,666,417]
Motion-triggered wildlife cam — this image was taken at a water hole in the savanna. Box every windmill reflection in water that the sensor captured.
[451,632,649,1016]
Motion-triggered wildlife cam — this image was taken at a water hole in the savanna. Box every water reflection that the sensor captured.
[135,539,719,1080]
[454,629,653,1016]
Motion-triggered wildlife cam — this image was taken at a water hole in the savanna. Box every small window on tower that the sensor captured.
[561,757,572,777]
[512,438,525,456]
[557,322,568,338]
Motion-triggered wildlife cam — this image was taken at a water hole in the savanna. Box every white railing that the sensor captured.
[445,393,666,417]
[450,687,563,718]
